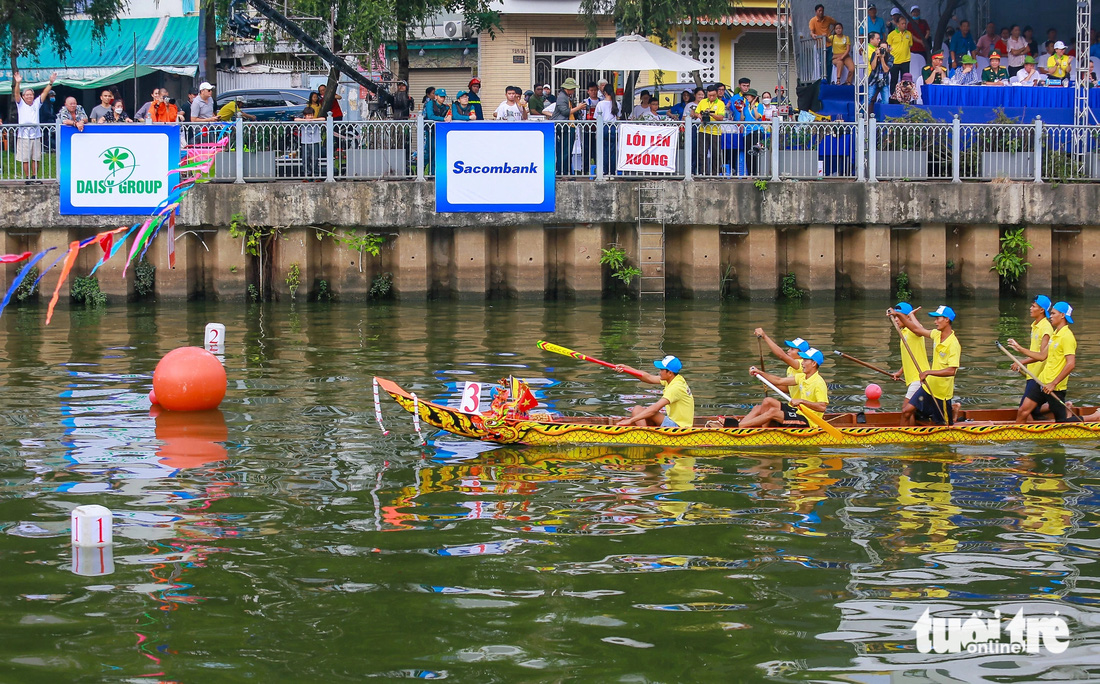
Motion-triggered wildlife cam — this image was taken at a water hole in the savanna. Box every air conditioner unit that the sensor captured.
[443,20,466,39]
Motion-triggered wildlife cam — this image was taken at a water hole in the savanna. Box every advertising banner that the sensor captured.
[616,123,679,174]
[435,122,555,213]
[60,125,180,215]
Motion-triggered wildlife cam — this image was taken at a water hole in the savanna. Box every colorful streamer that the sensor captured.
[1,252,32,264]
[0,247,56,317]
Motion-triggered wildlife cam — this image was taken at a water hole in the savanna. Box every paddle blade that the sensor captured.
[797,405,846,441]
[536,340,587,362]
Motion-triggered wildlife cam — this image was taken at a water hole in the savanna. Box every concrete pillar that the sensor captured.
[905,223,946,298]
[567,223,602,296]
[788,224,836,295]
[1022,225,1052,295]
[273,227,312,301]
[741,224,778,298]
[679,225,720,298]
[453,227,488,297]
[1080,227,1100,295]
[89,230,133,300]
[392,227,429,299]
[845,225,891,296]
[212,227,248,300]
[505,225,546,297]
[958,224,1000,296]
[148,225,197,299]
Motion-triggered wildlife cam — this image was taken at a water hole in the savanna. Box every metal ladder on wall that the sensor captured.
[636,184,665,297]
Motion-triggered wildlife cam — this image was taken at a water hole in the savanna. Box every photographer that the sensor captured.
[691,84,726,176]
[867,32,893,107]
[391,81,412,119]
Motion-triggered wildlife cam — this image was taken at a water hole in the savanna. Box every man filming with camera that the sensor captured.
[689,84,726,177]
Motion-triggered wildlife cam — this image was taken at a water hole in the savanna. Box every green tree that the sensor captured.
[1,0,126,79]
[280,0,499,114]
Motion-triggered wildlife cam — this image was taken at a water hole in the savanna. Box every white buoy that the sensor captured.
[204,322,226,355]
[71,505,112,547]
[71,544,115,577]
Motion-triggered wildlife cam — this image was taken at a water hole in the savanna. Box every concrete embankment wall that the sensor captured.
[2,181,1100,300]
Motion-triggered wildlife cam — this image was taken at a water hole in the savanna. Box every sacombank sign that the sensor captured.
[60,125,179,215]
[435,122,555,213]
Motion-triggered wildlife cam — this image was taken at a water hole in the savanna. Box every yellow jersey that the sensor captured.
[830,34,850,54]
[1037,325,1076,391]
[926,329,961,400]
[887,29,913,63]
[695,98,726,135]
[1029,317,1054,377]
[786,359,805,399]
[661,374,695,427]
[794,370,829,406]
[1047,54,1071,79]
[217,101,241,121]
[900,328,929,385]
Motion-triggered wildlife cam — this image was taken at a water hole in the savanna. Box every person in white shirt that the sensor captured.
[630,90,653,120]
[493,85,528,121]
[1005,24,1029,76]
[636,98,665,121]
[294,106,324,180]
[12,71,56,184]
[1011,56,1045,85]
[760,91,778,120]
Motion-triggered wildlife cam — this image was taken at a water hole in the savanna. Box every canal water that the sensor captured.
[1,299,1097,682]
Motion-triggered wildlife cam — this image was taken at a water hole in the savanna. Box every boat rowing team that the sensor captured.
[613,296,1090,429]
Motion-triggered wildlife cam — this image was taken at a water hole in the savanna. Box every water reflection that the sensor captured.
[0,300,1098,681]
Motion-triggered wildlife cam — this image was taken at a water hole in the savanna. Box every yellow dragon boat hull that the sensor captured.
[376,377,1100,448]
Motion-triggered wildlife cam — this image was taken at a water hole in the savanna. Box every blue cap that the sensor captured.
[928,305,956,322]
[894,302,914,315]
[798,347,825,365]
[436,88,447,97]
[456,90,468,99]
[1053,301,1074,324]
[783,337,811,352]
[1034,295,1052,315]
[654,355,683,373]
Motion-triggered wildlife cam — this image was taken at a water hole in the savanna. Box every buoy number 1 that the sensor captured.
[460,382,482,413]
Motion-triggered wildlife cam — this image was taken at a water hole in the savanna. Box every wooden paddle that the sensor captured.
[995,341,1078,418]
[536,340,647,379]
[752,371,846,441]
[833,350,894,378]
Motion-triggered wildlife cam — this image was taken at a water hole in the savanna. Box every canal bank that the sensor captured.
[2,180,1099,300]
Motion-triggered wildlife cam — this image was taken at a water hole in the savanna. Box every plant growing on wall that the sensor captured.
[781,272,803,300]
[286,263,301,300]
[600,245,642,287]
[895,272,913,302]
[991,227,1031,291]
[14,266,39,302]
[135,260,155,298]
[71,276,107,308]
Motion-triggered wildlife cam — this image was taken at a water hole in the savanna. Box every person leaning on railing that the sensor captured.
[691,85,726,176]
[453,91,476,120]
[57,96,89,132]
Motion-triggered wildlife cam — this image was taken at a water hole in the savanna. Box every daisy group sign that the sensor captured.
[59,125,179,215]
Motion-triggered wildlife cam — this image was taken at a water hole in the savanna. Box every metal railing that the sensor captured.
[0,124,58,183]
[798,36,829,84]
[9,116,1100,186]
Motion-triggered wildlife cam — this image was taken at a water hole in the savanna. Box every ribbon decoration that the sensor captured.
[0,247,56,317]
[0,252,32,264]
[373,378,389,436]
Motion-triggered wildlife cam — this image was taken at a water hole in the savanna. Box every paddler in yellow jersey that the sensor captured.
[740,347,830,428]
[898,305,961,426]
[615,355,695,428]
[887,302,929,409]
[1012,300,1077,423]
[739,329,811,426]
[1006,294,1054,413]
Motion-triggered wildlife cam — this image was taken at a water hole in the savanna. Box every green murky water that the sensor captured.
[1,299,1097,682]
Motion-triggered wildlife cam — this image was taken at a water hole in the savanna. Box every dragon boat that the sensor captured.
[374,377,1100,449]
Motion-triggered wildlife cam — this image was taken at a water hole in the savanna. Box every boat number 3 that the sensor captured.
[460,382,483,413]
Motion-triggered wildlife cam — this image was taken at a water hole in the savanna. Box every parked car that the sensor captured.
[214,88,314,121]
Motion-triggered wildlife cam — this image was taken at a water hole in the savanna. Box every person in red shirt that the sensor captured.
[318,83,343,121]
[909,5,931,59]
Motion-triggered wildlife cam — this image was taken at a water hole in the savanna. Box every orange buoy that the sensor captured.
[149,389,158,405]
[152,347,226,412]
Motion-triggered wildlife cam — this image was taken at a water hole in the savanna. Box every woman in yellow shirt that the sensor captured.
[830,23,855,85]
[1046,41,1071,84]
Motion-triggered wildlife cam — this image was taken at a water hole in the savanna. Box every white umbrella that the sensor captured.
[553,34,707,73]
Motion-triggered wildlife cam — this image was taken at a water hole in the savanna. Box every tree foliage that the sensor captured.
[0,0,126,76]
[578,0,741,49]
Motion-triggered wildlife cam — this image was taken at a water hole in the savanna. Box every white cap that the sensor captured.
[543,84,551,90]
[1054,40,1067,50]
[910,4,920,11]
[198,81,215,91]
[890,7,901,14]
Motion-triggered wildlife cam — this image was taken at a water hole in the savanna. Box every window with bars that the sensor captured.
[533,37,615,93]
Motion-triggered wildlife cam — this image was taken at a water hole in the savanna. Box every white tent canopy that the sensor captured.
[553,34,707,73]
